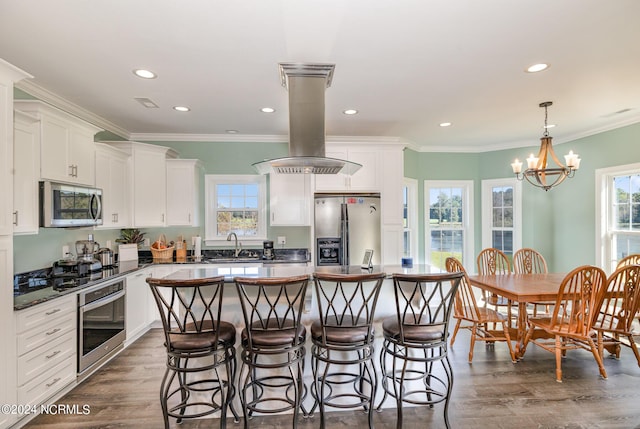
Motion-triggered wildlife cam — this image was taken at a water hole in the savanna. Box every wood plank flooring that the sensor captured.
[21,327,640,429]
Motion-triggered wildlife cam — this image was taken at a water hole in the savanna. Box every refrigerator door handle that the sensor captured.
[340,203,349,266]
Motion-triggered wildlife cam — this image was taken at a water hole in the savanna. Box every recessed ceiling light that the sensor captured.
[439,122,452,127]
[526,63,549,73]
[261,107,275,113]
[133,69,157,79]
[226,129,239,134]
[173,106,190,112]
[544,124,556,129]
[343,109,358,115]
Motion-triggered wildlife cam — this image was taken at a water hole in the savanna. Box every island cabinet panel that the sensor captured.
[14,100,102,186]
[95,143,131,229]
[166,159,202,227]
[13,110,40,234]
[269,173,311,226]
[15,293,77,414]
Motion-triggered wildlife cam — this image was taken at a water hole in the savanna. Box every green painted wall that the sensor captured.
[405,122,640,272]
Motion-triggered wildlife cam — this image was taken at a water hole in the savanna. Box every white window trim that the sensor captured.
[424,180,474,270]
[404,177,418,259]
[595,162,640,272]
[204,174,267,246]
[481,178,522,252]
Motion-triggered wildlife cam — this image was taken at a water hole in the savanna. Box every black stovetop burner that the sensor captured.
[14,260,120,297]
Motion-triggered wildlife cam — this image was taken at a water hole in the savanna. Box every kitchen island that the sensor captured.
[158,264,444,413]
[161,263,442,282]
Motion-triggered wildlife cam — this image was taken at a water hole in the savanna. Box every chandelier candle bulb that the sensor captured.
[511,159,523,174]
[526,154,539,169]
[564,151,580,169]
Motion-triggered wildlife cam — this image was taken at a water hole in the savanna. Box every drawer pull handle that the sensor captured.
[46,328,61,336]
[46,350,61,359]
[46,377,61,388]
[45,308,61,316]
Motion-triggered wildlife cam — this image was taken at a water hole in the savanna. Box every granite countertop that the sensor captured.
[14,248,311,310]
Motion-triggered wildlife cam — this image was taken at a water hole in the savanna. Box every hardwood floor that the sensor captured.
[22,327,640,429]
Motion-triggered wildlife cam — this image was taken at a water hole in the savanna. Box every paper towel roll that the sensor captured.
[193,236,202,259]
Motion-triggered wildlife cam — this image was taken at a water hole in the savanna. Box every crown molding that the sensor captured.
[131,133,410,147]
[14,79,130,138]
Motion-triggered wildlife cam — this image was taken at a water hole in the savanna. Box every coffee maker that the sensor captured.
[262,240,274,260]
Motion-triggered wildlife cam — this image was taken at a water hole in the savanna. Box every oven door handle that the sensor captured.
[80,289,125,312]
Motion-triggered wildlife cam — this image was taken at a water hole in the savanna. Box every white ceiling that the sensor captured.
[1,0,639,152]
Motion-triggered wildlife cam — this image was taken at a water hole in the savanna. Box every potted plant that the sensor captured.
[115,229,146,247]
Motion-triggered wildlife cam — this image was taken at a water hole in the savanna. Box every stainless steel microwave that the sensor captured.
[39,181,103,228]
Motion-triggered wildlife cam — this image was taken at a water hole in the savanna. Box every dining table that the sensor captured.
[466,272,567,358]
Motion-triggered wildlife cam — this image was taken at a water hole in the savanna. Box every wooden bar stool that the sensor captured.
[233,275,310,429]
[376,271,463,429]
[146,275,238,429]
[310,271,386,429]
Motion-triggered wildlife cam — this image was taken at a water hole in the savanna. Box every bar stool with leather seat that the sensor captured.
[234,275,310,429]
[309,271,386,429]
[376,271,464,429]
[146,275,238,429]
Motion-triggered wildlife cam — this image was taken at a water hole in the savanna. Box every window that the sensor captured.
[481,179,521,261]
[403,178,418,258]
[596,163,640,272]
[424,180,474,270]
[204,174,267,244]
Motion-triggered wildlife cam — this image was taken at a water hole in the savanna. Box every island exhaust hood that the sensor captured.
[252,63,362,175]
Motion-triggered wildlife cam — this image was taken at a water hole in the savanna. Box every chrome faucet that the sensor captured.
[226,232,241,257]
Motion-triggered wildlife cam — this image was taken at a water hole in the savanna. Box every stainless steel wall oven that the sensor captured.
[78,278,126,376]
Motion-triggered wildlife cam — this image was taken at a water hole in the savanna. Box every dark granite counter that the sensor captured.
[14,249,310,310]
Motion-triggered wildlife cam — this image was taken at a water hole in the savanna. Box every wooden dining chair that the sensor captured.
[616,254,640,324]
[445,257,516,363]
[521,265,607,382]
[592,264,640,366]
[513,248,550,316]
[477,248,515,322]
[616,254,640,269]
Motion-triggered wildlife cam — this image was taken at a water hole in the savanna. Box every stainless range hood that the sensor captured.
[252,63,362,175]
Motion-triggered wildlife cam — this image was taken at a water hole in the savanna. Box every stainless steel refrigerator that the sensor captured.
[314,193,381,266]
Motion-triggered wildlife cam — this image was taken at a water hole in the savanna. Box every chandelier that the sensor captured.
[511,101,580,191]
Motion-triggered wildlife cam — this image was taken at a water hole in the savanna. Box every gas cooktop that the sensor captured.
[14,265,123,297]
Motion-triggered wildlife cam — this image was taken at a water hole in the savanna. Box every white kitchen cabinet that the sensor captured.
[314,144,380,192]
[15,294,77,413]
[14,100,102,186]
[269,173,311,226]
[166,159,202,226]
[1,59,31,429]
[13,110,40,234]
[125,267,153,344]
[379,147,404,225]
[0,236,17,429]
[95,143,131,229]
[103,141,178,228]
